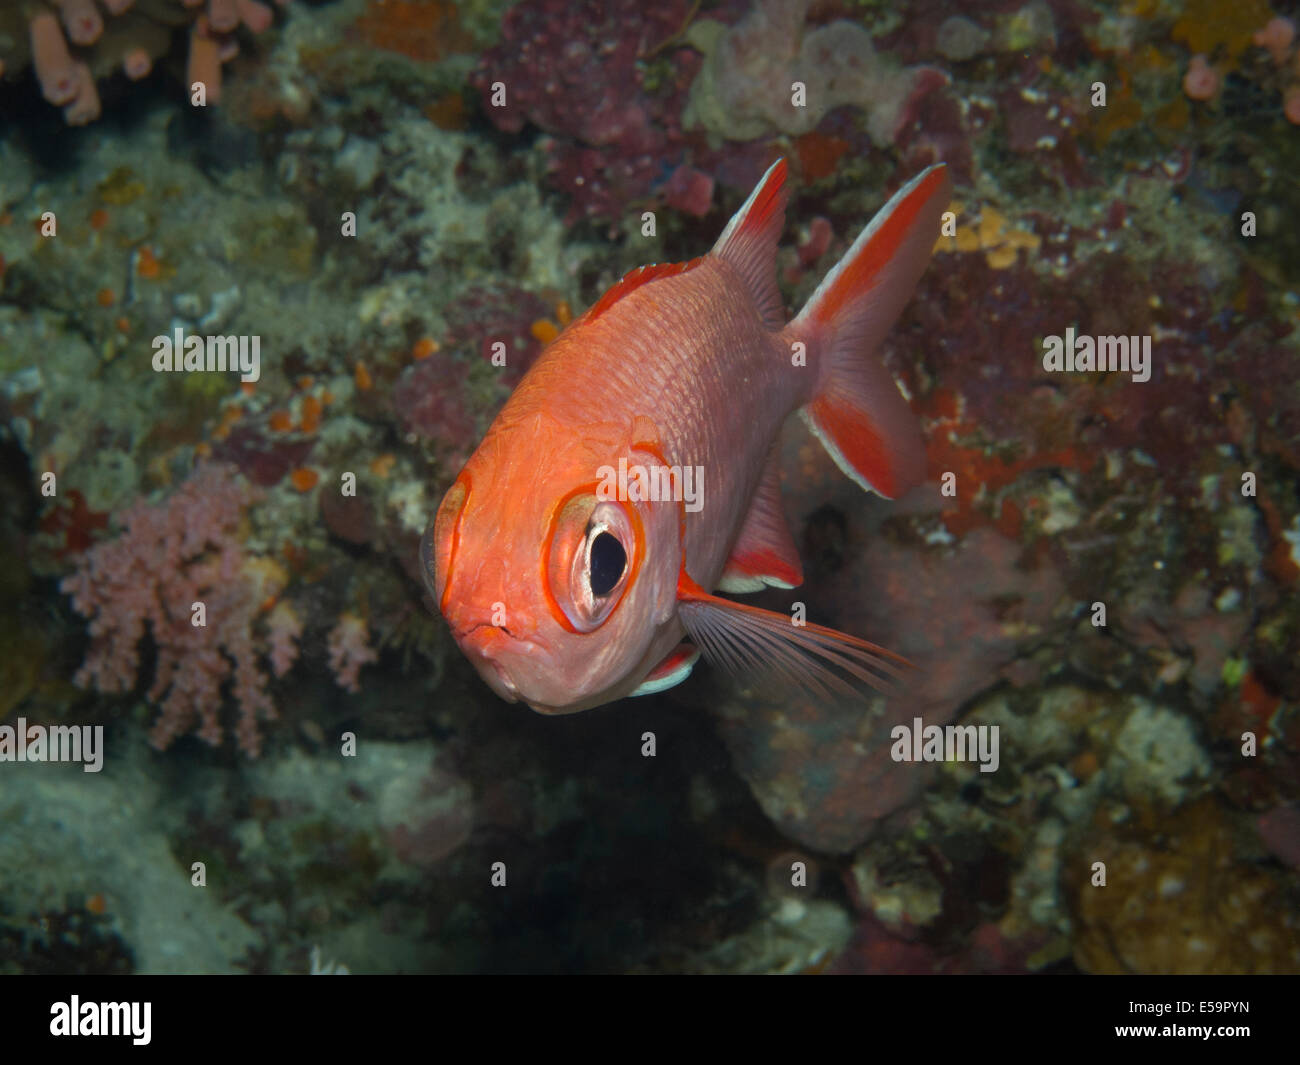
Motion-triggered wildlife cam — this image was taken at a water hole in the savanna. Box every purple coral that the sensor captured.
[391,353,478,468]
[474,0,688,144]
[472,0,701,223]
[394,282,556,464]
[443,282,550,388]
[61,464,287,757]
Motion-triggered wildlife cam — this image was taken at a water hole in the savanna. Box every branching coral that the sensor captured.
[327,612,378,693]
[61,464,292,757]
[0,0,288,124]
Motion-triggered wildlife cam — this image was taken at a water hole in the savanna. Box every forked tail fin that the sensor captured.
[790,164,951,499]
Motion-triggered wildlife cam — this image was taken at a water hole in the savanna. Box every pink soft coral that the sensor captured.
[61,464,289,756]
[327,612,378,693]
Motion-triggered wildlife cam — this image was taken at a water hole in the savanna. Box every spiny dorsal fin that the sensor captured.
[710,158,788,331]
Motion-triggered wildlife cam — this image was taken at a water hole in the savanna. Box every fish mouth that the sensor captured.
[454,622,525,701]
[455,621,524,652]
[488,659,519,697]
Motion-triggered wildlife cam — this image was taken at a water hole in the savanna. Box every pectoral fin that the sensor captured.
[677,571,908,698]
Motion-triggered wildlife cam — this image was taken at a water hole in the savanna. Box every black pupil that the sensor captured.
[589,532,626,597]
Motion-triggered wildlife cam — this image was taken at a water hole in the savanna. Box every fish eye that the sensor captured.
[588,530,626,597]
[544,495,639,633]
[571,513,630,624]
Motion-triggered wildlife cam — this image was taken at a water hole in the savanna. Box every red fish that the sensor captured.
[424,160,950,713]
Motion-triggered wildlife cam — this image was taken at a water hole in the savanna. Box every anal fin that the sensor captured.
[630,643,700,697]
[717,448,803,593]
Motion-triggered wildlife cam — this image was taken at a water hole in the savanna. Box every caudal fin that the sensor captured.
[791,164,950,499]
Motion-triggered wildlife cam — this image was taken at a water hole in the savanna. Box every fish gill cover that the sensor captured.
[0,0,1296,989]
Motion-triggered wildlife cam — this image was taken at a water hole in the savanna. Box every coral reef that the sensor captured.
[684,0,947,146]
[0,0,288,123]
[326,611,378,692]
[712,516,1067,853]
[0,732,259,973]
[471,0,701,224]
[61,464,287,756]
[1070,798,1300,974]
[1256,804,1300,869]
[352,0,471,62]
[1,0,1299,977]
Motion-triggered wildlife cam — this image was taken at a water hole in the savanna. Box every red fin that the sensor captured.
[792,164,951,499]
[710,157,788,330]
[631,643,700,697]
[717,447,802,592]
[582,258,705,324]
[676,571,909,699]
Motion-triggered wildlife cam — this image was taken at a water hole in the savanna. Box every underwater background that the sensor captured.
[1,0,1298,975]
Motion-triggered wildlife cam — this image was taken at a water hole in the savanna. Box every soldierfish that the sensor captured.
[423,160,951,714]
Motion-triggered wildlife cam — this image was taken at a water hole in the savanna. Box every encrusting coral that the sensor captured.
[0,0,287,124]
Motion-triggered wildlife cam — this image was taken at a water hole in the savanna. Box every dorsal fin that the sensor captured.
[582,258,705,325]
[710,158,788,330]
